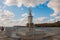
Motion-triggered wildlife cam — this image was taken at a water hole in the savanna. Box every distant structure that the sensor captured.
[26,8,34,32]
[17,8,46,40]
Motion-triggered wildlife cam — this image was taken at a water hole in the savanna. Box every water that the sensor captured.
[5,27,60,33]
[5,27,60,40]
[16,27,60,34]
[36,27,60,30]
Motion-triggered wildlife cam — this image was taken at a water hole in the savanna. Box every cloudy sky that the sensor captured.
[0,0,60,27]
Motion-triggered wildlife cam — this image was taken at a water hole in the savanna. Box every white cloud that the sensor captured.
[48,0,60,18]
[0,10,15,27]
[11,13,28,26]
[4,0,47,7]
[0,12,35,26]
[48,18,60,23]
[14,13,36,26]
[0,6,2,9]
[13,18,28,26]
[0,5,6,9]
[13,16,47,26]
[48,19,56,23]
[34,17,47,24]
[21,13,28,17]
[15,18,28,26]
[55,16,60,19]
